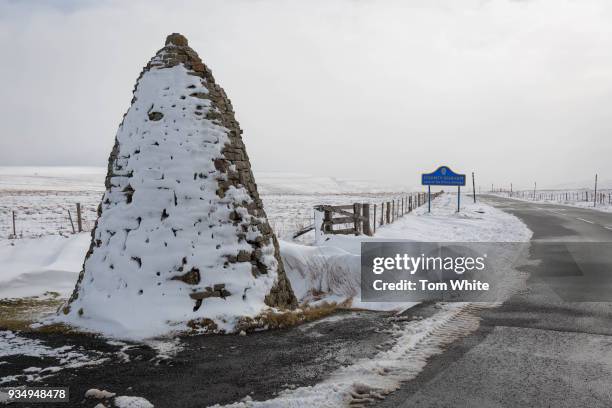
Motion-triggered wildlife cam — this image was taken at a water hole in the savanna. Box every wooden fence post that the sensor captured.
[68,209,76,234]
[353,203,362,235]
[76,203,83,233]
[362,203,372,236]
[323,208,332,233]
[391,201,395,223]
[373,204,377,234]
[12,211,16,238]
[386,202,391,224]
[380,202,385,225]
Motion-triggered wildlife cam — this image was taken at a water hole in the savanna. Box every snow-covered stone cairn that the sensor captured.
[60,33,296,337]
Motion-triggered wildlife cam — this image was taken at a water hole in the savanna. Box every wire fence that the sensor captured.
[492,189,612,206]
[5,203,98,239]
[2,191,417,241]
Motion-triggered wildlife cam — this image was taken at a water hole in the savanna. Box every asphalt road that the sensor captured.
[377,195,612,408]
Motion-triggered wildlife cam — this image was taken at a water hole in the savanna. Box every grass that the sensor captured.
[187,302,342,335]
[2,296,346,337]
[235,301,342,333]
[0,293,76,334]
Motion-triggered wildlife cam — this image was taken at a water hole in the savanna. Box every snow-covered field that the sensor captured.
[492,190,612,213]
[0,167,409,195]
[0,167,409,240]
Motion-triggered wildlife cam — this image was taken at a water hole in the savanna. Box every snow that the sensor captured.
[83,389,153,408]
[0,167,410,241]
[0,330,108,384]
[144,338,184,360]
[0,190,100,238]
[113,396,155,408]
[254,172,410,195]
[548,178,612,190]
[0,166,105,192]
[85,388,117,399]
[375,193,532,242]
[281,242,360,303]
[282,193,532,309]
[0,167,408,195]
[0,234,89,298]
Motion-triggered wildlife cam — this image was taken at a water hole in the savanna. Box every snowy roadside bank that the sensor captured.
[0,234,90,299]
[282,193,532,309]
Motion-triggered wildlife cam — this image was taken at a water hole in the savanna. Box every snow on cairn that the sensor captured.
[58,33,297,339]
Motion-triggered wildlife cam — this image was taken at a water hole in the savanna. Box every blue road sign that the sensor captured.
[422,166,466,186]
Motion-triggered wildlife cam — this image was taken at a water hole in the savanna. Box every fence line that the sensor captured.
[7,193,445,240]
[7,202,95,239]
[495,190,612,205]
[313,192,441,237]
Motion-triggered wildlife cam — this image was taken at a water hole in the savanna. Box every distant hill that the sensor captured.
[255,172,410,194]
[0,167,411,194]
[547,178,612,190]
[0,166,106,192]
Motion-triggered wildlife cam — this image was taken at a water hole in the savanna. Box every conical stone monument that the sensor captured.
[61,33,296,338]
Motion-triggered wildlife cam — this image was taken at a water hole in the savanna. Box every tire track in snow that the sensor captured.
[575,217,594,224]
[206,303,483,408]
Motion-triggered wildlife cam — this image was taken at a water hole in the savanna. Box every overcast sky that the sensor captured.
[1,0,611,190]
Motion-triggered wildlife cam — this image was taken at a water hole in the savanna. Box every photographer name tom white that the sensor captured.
[372,279,490,292]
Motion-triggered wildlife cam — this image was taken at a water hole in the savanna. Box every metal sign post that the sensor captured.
[428,185,431,213]
[471,172,476,203]
[421,166,466,213]
[594,174,598,207]
[457,186,461,212]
